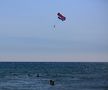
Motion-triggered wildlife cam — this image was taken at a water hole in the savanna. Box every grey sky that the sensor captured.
[0,0,108,61]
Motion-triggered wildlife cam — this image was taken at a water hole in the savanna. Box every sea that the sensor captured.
[0,62,108,90]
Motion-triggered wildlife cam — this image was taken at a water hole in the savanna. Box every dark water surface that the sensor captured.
[0,62,108,90]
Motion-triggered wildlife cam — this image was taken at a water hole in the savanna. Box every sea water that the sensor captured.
[0,62,108,90]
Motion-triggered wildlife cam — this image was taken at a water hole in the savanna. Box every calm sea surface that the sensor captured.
[0,62,108,90]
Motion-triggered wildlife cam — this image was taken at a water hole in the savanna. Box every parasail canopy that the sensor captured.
[57,13,66,21]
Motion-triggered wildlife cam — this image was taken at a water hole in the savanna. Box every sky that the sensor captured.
[0,0,108,62]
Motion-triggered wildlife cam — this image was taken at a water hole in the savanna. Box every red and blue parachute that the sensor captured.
[57,12,66,21]
[54,12,66,29]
